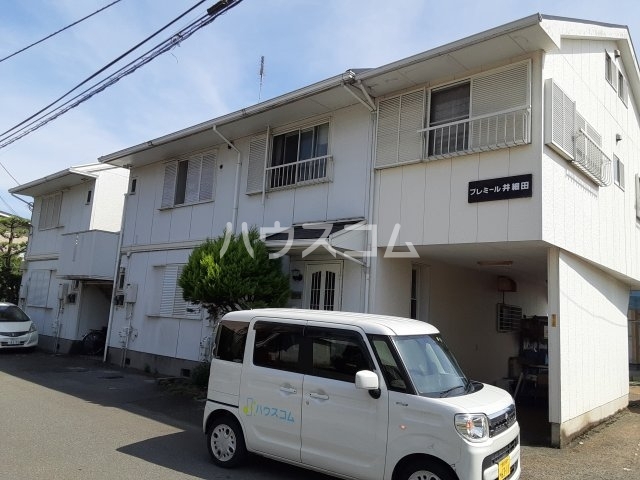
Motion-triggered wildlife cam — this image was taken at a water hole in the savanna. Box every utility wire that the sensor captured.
[0,0,244,151]
[0,161,20,185]
[0,0,123,64]
[0,0,209,141]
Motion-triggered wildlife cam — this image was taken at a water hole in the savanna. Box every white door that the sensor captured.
[300,324,388,480]
[303,262,342,311]
[239,319,304,461]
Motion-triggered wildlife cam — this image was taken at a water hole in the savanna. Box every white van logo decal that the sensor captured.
[243,398,295,423]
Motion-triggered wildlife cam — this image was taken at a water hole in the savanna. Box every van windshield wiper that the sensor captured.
[439,385,466,397]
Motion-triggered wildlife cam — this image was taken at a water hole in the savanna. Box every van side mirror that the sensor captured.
[355,370,381,399]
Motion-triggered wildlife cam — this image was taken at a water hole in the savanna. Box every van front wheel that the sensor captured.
[207,415,247,468]
[399,459,456,480]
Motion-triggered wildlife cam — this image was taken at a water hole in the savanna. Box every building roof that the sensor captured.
[99,14,638,170]
[9,163,119,198]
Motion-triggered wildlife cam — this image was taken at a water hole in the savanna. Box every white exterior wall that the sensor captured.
[376,54,545,248]
[91,167,129,231]
[112,104,371,369]
[542,38,640,283]
[548,249,629,442]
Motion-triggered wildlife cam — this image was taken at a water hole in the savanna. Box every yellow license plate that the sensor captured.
[498,456,511,480]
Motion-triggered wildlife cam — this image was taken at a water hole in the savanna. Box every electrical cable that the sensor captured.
[0,0,123,64]
[0,0,210,141]
[0,1,244,150]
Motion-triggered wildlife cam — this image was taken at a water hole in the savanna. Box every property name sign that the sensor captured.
[468,174,533,203]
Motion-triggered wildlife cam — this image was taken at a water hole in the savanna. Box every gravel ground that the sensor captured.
[520,385,640,479]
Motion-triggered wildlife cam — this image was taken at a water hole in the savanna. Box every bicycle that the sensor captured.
[81,327,107,356]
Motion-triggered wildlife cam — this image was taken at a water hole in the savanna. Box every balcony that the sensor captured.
[573,129,612,187]
[266,155,333,190]
[58,230,119,280]
[425,108,530,159]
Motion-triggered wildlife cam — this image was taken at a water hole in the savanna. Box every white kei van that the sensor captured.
[203,309,520,480]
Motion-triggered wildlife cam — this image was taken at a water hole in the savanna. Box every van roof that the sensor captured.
[221,308,440,336]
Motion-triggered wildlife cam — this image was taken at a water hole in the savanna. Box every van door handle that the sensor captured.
[309,392,329,400]
[279,386,297,394]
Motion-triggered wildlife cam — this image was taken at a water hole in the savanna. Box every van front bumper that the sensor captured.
[454,422,520,480]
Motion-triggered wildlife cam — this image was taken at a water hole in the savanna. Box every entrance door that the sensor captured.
[303,262,342,311]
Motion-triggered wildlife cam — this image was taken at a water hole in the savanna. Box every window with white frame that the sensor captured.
[159,264,201,319]
[605,53,614,87]
[27,270,51,307]
[545,79,612,187]
[268,122,330,189]
[618,71,628,105]
[614,155,625,189]
[161,150,216,208]
[375,60,531,167]
[38,192,62,230]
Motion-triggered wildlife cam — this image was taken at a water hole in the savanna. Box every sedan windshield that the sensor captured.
[392,334,469,397]
[0,305,30,323]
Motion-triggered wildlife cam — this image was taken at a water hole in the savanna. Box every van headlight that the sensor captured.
[454,413,489,442]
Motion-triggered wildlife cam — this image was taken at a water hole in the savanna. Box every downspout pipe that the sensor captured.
[212,125,242,232]
[103,191,128,363]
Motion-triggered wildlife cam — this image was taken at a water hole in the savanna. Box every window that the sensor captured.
[129,178,137,195]
[614,155,625,189]
[159,264,201,318]
[618,71,628,105]
[376,61,531,167]
[161,151,216,208]
[268,122,330,189]
[428,82,470,156]
[605,53,614,87]
[27,270,51,307]
[85,189,92,205]
[308,327,373,382]
[370,335,409,393]
[214,320,249,363]
[253,321,303,372]
[410,266,420,320]
[38,192,62,230]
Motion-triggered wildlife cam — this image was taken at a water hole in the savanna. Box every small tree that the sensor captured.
[179,226,290,322]
[0,215,30,303]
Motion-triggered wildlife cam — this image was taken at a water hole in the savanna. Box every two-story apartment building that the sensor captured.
[99,15,640,447]
[9,163,129,353]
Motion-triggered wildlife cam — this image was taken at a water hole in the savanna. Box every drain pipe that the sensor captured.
[103,191,128,363]
[212,125,241,232]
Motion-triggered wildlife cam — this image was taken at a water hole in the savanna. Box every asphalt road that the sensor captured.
[0,351,331,480]
[1,350,639,479]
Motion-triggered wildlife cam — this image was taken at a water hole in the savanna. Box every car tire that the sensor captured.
[207,415,247,468]
[399,459,456,480]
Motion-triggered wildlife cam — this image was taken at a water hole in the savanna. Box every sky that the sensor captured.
[1,0,640,219]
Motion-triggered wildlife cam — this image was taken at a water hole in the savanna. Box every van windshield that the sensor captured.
[392,334,470,397]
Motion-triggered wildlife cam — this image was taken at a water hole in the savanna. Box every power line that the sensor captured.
[0,0,244,151]
[0,0,123,64]
[0,161,20,185]
[0,0,210,142]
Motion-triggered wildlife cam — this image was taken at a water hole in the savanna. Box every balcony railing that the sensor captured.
[573,129,612,187]
[266,155,333,190]
[424,108,531,159]
[58,230,119,280]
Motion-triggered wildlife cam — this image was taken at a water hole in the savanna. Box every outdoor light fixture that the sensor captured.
[291,269,303,281]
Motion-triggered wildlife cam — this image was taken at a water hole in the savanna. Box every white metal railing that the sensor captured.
[574,129,612,187]
[266,155,332,190]
[423,108,531,159]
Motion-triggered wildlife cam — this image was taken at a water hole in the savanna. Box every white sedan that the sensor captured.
[0,302,38,350]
